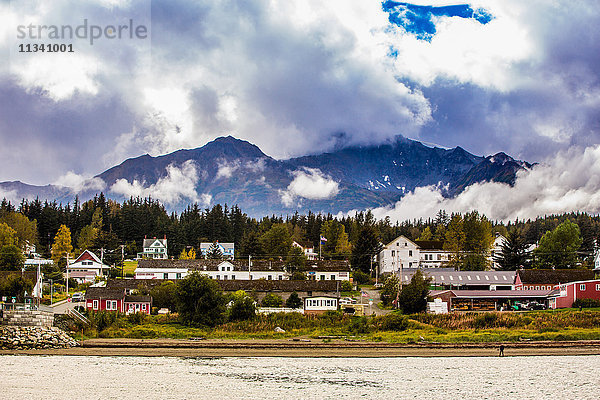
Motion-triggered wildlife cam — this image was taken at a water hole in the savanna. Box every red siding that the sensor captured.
[552,280,600,308]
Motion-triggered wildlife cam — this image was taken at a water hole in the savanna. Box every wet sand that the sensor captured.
[2,338,600,357]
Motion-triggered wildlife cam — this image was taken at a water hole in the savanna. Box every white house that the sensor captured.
[303,296,339,315]
[303,260,351,281]
[67,250,110,283]
[200,242,235,259]
[137,236,168,260]
[292,241,318,260]
[378,236,421,275]
[414,240,450,268]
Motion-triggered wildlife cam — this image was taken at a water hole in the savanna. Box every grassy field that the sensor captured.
[123,260,138,276]
[72,308,600,343]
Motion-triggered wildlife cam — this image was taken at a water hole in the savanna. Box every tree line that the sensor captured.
[1,194,599,273]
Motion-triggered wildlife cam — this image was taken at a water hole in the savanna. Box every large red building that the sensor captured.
[549,279,600,308]
[85,287,152,315]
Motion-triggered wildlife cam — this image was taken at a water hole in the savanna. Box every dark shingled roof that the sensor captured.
[216,280,340,293]
[85,287,126,300]
[303,260,350,272]
[518,269,595,285]
[106,279,168,291]
[125,295,152,303]
[414,240,445,250]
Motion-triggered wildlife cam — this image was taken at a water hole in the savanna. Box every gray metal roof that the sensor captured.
[397,268,517,285]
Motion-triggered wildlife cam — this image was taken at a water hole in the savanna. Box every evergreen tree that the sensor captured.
[285,292,303,309]
[350,225,382,274]
[494,230,530,270]
[205,242,224,260]
[398,270,431,314]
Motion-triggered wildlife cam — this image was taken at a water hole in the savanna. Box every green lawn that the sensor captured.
[123,260,138,275]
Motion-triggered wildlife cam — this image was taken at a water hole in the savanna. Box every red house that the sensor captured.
[549,279,600,309]
[85,287,152,315]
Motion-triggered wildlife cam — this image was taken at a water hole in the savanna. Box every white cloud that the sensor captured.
[280,168,339,206]
[245,158,266,173]
[370,145,600,222]
[0,188,19,204]
[215,160,240,179]
[54,171,106,193]
[110,160,200,205]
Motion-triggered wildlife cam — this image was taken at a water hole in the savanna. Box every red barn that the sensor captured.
[549,279,600,309]
[85,287,152,314]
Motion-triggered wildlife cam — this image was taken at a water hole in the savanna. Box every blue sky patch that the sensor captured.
[382,1,493,41]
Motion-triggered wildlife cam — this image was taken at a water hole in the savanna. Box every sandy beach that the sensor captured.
[2,338,600,357]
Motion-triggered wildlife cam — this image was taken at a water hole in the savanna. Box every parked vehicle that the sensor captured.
[71,292,85,302]
[339,297,357,305]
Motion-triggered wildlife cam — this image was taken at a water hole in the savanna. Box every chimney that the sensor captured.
[164,235,166,240]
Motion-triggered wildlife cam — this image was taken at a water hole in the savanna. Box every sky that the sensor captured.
[1,0,600,220]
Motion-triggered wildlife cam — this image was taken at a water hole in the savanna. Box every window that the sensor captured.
[409,250,413,257]
[223,275,227,280]
[535,286,539,290]
[320,275,325,281]
[176,273,182,279]
[216,275,220,280]
[596,284,600,291]
[250,275,253,280]
[163,273,168,279]
[232,275,235,280]
[107,300,117,310]
[392,250,395,257]
[93,300,99,310]
[331,275,335,280]
[580,284,586,291]
[268,275,272,280]
[142,304,146,311]
[279,275,283,280]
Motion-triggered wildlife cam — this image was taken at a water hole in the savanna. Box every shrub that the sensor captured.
[473,313,498,329]
[127,312,147,325]
[285,292,303,309]
[341,281,353,292]
[261,293,283,307]
[380,313,409,331]
[229,295,256,321]
[348,316,372,334]
[352,271,372,285]
[573,298,600,309]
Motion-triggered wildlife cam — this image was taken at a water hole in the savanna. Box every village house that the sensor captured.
[137,236,168,260]
[548,279,600,308]
[303,296,339,315]
[200,242,235,259]
[515,269,595,291]
[84,286,152,314]
[303,260,351,281]
[414,240,449,268]
[292,240,318,260]
[378,235,451,275]
[67,250,109,284]
[134,259,351,281]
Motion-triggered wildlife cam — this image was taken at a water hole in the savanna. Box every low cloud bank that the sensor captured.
[280,168,339,206]
[110,160,203,205]
[371,145,600,222]
[54,171,106,193]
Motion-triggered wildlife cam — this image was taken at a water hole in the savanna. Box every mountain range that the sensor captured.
[0,135,532,216]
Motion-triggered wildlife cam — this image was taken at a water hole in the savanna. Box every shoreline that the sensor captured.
[2,338,600,357]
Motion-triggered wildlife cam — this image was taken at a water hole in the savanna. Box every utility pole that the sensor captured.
[65,252,70,295]
[248,254,252,279]
[50,279,53,305]
[120,244,125,279]
[100,248,105,277]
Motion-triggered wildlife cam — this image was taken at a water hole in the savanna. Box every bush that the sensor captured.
[341,281,353,292]
[229,294,256,321]
[573,298,600,309]
[285,292,302,309]
[348,316,372,334]
[127,312,147,325]
[261,293,283,307]
[352,271,372,285]
[379,313,409,331]
[473,313,498,329]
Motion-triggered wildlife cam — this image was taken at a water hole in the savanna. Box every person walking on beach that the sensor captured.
[499,344,505,357]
